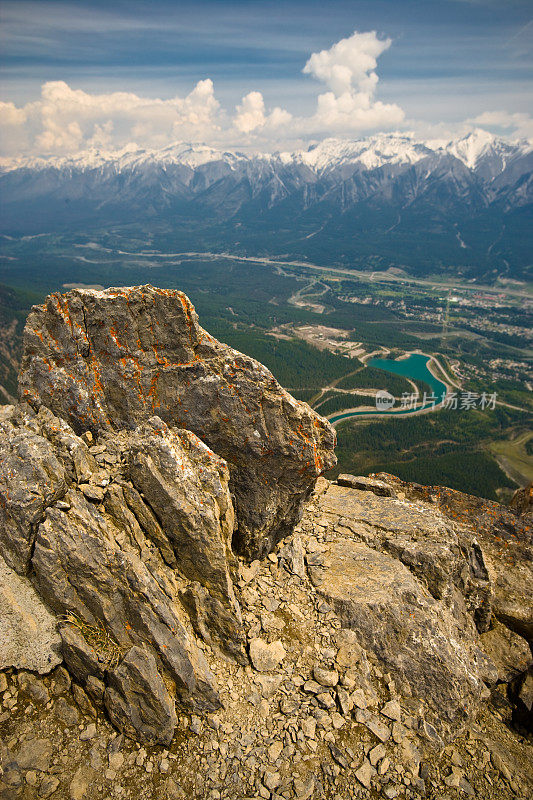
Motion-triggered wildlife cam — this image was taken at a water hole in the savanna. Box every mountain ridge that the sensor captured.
[1,130,532,280]
[1,130,531,174]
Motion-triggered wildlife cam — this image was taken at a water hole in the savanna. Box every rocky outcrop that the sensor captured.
[1,286,335,745]
[305,481,496,739]
[2,287,533,797]
[309,538,489,738]
[19,285,336,559]
[374,472,533,644]
[0,403,243,742]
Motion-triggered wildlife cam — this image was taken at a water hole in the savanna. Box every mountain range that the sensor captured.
[1,130,532,279]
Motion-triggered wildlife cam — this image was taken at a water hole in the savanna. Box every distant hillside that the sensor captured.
[1,130,531,281]
[0,285,41,402]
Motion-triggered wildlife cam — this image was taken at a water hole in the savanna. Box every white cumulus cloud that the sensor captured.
[0,30,528,159]
[234,91,292,134]
[300,30,404,134]
[0,79,221,157]
[303,30,392,96]
[470,110,533,140]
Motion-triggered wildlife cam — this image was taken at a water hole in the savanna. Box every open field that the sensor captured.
[488,430,533,487]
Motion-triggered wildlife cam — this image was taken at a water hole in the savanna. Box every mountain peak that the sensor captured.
[1,129,530,175]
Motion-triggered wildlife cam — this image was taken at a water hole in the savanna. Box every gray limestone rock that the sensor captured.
[104,646,177,745]
[319,483,493,632]
[19,285,336,559]
[32,488,221,717]
[124,419,241,637]
[0,402,248,742]
[480,620,533,683]
[309,537,489,738]
[0,405,67,573]
[0,552,62,674]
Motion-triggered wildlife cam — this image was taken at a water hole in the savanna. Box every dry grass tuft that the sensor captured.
[60,611,124,669]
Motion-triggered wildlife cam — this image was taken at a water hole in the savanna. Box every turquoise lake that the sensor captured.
[329,353,448,423]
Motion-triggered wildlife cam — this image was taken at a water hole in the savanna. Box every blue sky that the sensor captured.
[0,0,532,157]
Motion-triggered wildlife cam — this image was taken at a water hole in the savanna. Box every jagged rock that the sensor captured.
[509,482,533,517]
[69,765,95,800]
[336,474,395,496]
[0,402,256,741]
[376,473,533,643]
[318,483,493,632]
[32,480,221,715]
[104,646,177,745]
[19,285,336,559]
[0,405,67,573]
[308,537,489,737]
[118,481,177,568]
[480,619,532,683]
[0,552,62,674]
[124,419,243,654]
[381,700,402,721]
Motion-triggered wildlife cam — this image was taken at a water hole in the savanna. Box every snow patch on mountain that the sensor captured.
[290,135,432,172]
[1,130,530,176]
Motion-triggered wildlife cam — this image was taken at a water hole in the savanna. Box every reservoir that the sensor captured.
[329,353,448,424]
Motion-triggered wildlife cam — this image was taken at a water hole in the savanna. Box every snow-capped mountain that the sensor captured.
[3,129,529,175]
[1,131,531,279]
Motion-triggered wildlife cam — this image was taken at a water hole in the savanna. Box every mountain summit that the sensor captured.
[0,286,532,797]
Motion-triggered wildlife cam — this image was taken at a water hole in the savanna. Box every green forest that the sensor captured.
[314,392,375,416]
[330,406,526,501]
[335,367,414,396]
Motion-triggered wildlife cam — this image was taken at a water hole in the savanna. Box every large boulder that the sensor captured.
[325,482,493,632]
[308,538,490,738]
[19,285,336,559]
[307,482,499,739]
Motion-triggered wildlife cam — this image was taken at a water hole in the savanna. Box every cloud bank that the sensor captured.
[0,30,530,159]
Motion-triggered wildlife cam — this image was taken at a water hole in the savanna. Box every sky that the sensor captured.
[0,0,532,159]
